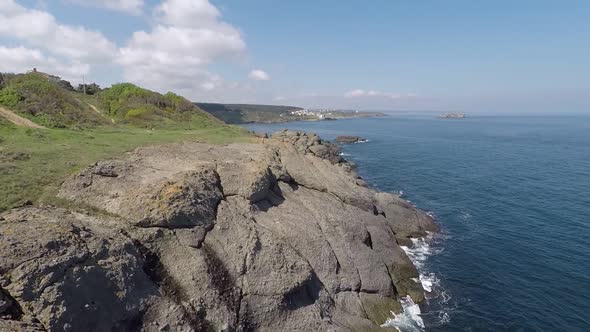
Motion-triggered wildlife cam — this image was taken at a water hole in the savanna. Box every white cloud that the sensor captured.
[118,0,246,98]
[0,46,89,79]
[66,0,145,15]
[344,89,417,99]
[344,89,366,97]
[0,0,117,62]
[248,69,270,81]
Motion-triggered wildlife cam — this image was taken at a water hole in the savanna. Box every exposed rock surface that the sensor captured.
[335,136,367,144]
[1,131,437,331]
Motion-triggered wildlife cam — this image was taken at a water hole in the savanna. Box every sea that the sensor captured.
[244,113,590,331]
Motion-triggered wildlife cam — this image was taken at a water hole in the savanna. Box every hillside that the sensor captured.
[196,102,305,123]
[0,71,250,212]
[0,72,222,129]
[0,72,108,128]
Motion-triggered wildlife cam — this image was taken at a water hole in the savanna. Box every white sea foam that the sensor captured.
[354,139,370,143]
[339,152,351,156]
[419,273,436,293]
[387,233,447,331]
[381,296,425,331]
[400,237,434,270]
[459,210,472,223]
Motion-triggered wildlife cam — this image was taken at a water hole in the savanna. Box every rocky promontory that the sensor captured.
[0,131,437,331]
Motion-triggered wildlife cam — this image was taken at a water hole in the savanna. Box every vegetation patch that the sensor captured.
[97,83,221,129]
[0,72,107,128]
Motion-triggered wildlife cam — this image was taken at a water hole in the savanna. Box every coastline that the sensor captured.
[0,130,437,331]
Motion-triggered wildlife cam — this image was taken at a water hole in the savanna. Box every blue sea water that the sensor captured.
[245,114,590,331]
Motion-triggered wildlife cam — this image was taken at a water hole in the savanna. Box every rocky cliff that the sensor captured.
[0,130,437,331]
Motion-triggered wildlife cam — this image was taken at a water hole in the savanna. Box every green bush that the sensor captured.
[125,107,154,119]
[99,83,157,116]
[0,87,23,108]
[97,83,221,129]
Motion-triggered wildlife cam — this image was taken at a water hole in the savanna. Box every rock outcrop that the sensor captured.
[0,131,437,331]
[335,136,367,144]
[437,112,466,119]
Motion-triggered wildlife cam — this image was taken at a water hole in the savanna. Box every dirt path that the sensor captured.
[88,104,101,114]
[0,106,46,129]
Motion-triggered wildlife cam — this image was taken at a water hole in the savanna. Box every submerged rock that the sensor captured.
[1,131,437,331]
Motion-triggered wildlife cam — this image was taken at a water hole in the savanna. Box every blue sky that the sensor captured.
[1,0,589,112]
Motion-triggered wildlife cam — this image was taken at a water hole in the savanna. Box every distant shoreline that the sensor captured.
[195,102,387,124]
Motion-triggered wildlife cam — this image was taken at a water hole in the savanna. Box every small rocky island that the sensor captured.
[0,131,437,331]
[335,135,367,144]
[438,112,466,119]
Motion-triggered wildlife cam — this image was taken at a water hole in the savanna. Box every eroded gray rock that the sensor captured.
[3,131,438,331]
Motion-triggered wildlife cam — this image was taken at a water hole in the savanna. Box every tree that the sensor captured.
[57,79,75,91]
[76,83,101,95]
[0,73,6,89]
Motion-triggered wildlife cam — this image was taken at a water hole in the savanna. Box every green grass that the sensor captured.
[0,124,252,212]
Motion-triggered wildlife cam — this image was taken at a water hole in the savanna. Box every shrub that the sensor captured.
[125,107,154,119]
[99,83,156,116]
[58,79,75,91]
[0,87,23,108]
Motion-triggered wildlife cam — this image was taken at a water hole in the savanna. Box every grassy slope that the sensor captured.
[0,72,253,212]
[0,124,251,212]
[0,73,223,129]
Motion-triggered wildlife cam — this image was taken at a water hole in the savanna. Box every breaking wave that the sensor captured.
[381,297,424,331]
[383,232,448,331]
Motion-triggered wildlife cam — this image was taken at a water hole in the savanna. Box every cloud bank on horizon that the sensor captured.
[0,0,587,112]
[0,0,263,101]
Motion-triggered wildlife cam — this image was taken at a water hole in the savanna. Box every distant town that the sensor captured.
[286,109,380,120]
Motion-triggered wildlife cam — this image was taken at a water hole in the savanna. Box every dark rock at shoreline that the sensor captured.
[272,129,343,164]
[438,112,466,119]
[335,136,367,144]
[1,131,437,331]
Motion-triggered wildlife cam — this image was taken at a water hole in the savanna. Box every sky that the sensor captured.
[0,0,588,113]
